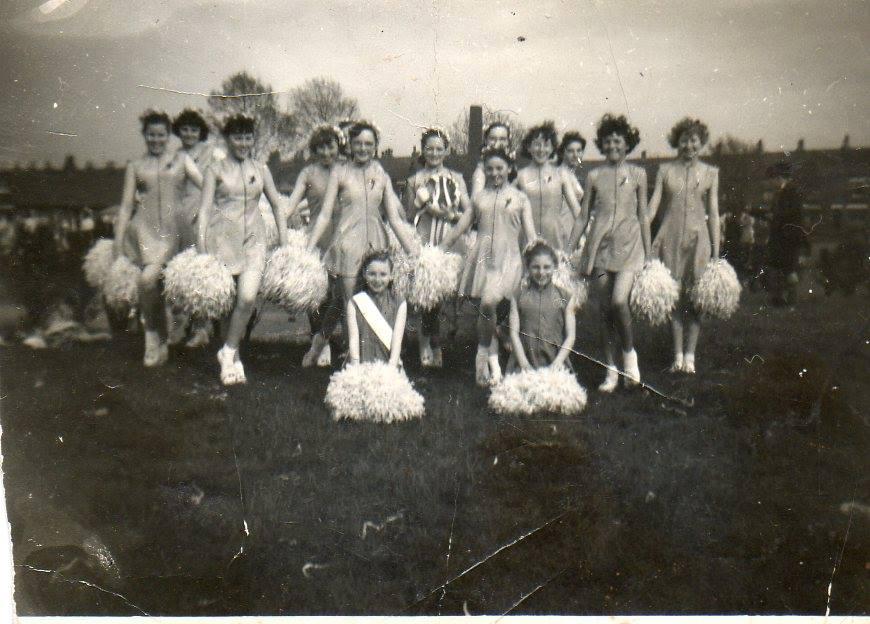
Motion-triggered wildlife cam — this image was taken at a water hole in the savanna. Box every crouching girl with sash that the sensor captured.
[347,249,407,367]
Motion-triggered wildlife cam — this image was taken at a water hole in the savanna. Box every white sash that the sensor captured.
[352,292,393,350]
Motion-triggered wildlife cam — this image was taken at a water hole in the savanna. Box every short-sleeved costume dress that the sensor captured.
[203,157,269,276]
[123,152,187,267]
[459,184,530,304]
[507,281,573,372]
[353,289,402,363]
[323,161,392,280]
[651,161,718,291]
[517,164,575,251]
[579,163,647,275]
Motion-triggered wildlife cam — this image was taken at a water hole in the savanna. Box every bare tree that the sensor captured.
[207,71,297,162]
[288,77,359,146]
[448,106,526,155]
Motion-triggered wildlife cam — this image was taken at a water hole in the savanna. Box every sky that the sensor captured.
[0,0,868,167]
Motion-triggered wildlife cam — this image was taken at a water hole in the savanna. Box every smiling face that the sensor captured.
[678,131,704,161]
[351,129,376,164]
[602,132,628,164]
[364,258,392,294]
[562,140,584,169]
[423,135,447,168]
[143,123,170,156]
[227,132,255,160]
[315,139,339,167]
[484,155,510,187]
[528,251,556,288]
[178,124,203,149]
[529,135,553,165]
[485,126,510,151]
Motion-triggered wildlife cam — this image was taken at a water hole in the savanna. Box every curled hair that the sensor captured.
[308,124,344,154]
[172,108,209,140]
[222,114,256,136]
[667,117,709,149]
[354,249,393,294]
[523,239,559,267]
[594,114,641,154]
[349,120,380,148]
[139,109,171,134]
[418,127,450,164]
[557,131,587,164]
[520,121,559,159]
[484,121,511,142]
[480,146,515,167]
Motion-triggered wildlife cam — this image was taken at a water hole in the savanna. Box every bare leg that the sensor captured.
[683,307,701,374]
[475,300,497,386]
[218,268,261,385]
[612,270,640,385]
[594,272,619,392]
[670,313,685,372]
[139,264,168,366]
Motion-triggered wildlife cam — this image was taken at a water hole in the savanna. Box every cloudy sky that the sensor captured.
[0,0,867,167]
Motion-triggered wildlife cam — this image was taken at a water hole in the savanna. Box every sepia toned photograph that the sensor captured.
[0,0,867,619]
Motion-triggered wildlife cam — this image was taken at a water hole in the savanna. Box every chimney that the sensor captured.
[468,105,483,158]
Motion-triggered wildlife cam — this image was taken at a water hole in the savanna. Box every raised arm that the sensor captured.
[346,299,360,365]
[389,300,408,368]
[551,296,577,369]
[636,168,651,260]
[508,296,531,371]
[261,164,288,246]
[706,168,720,259]
[113,163,137,257]
[647,164,665,222]
[183,154,204,189]
[306,166,339,252]
[197,167,217,253]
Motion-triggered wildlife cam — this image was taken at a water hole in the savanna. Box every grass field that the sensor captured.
[1,288,868,616]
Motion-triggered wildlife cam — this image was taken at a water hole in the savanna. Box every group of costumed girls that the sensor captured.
[93,107,739,420]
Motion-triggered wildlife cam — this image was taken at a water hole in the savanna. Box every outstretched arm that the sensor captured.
[306,167,339,252]
[183,154,204,189]
[561,169,583,218]
[346,300,360,365]
[551,297,577,369]
[383,174,417,254]
[636,168,651,260]
[439,200,474,250]
[197,168,217,253]
[261,165,288,246]
[389,300,407,368]
[284,167,309,220]
[647,165,665,222]
[567,171,594,251]
[113,163,136,257]
[509,297,532,371]
[707,169,721,259]
[519,193,537,244]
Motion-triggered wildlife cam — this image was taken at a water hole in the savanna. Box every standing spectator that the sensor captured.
[736,204,755,283]
[766,162,804,306]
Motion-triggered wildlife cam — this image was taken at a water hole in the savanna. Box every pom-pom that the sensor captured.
[489,367,587,416]
[103,256,141,311]
[552,253,588,311]
[82,238,115,288]
[629,260,679,326]
[326,362,425,423]
[285,227,308,249]
[692,259,741,319]
[163,248,236,320]
[387,220,421,300]
[408,245,463,311]
[261,244,328,314]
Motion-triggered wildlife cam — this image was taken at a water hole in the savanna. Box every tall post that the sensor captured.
[465,105,484,182]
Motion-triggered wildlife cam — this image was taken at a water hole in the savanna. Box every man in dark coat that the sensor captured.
[766,162,804,305]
